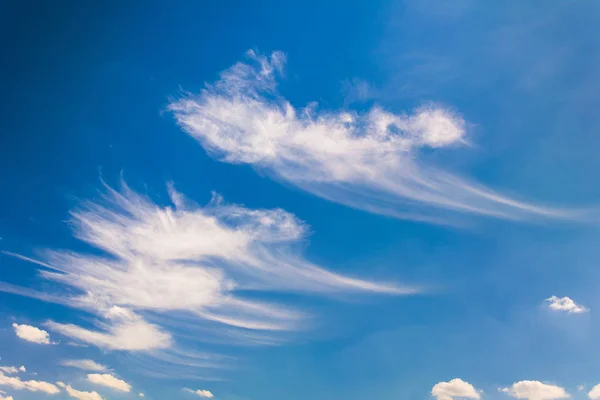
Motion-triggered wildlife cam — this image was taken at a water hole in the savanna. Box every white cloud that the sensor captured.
[12,323,51,344]
[0,371,60,394]
[169,50,580,224]
[588,384,600,399]
[501,381,569,400]
[185,388,214,398]
[2,182,409,354]
[545,296,588,314]
[0,367,24,375]
[0,395,13,400]
[432,378,481,400]
[61,359,108,372]
[63,384,104,400]
[47,308,171,351]
[139,393,145,397]
[87,373,131,392]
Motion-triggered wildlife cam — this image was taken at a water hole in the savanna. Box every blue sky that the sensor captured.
[1,0,600,399]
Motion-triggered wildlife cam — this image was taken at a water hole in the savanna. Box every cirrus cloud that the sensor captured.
[1,181,409,367]
[170,50,582,224]
[87,373,131,392]
[60,359,108,372]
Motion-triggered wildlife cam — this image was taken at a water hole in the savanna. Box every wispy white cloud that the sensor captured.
[432,378,481,400]
[184,388,214,398]
[0,367,24,375]
[12,323,52,344]
[58,382,104,400]
[545,296,588,314]
[0,371,60,394]
[87,373,131,392]
[46,307,171,351]
[60,359,108,372]
[501,381,569,400]
[1,181,408,363]
[170,50,581,224]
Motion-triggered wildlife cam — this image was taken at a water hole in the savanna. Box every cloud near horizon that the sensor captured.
[431,378,481,400]
[501,380,570,400]
[169,50,583,224]
[0,181,409,359]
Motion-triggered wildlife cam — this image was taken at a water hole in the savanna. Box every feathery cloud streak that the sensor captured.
[170,50,580,223]
[1,182,409,352]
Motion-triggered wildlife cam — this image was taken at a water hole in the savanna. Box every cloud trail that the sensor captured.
[1,181,410,360]
[170,50,583,224]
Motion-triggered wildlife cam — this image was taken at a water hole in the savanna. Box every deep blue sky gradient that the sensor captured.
[2,1,600,399]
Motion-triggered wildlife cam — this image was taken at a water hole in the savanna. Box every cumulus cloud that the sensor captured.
[12,323,51,344]
[60,359,108,372]
[501,381,569,400]
[589,384,600,399]
[87,373,131,392]
[140,393,145,397]
[185,388,214,398]
[0,371,60,394]
[169,50,581,224]
[0,395,13,400]
[1,182,407,363]
[432,378,481,400]
[545,296,588,314]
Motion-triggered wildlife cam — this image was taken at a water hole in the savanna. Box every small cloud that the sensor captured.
[432,378,481,400]
[139,393,145,397]
[87,373,131,392]
[545,296,588,314]
[12,323,52,344]
[61,359,108,372]
[500,380,569,400]
[17,367,24,373]
[184,388,214,398]
[0,395,13,400]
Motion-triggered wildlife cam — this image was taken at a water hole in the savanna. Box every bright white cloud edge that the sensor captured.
[87,373,131,392]
[432,378,481,400]
[545,296,588,314]
[12,323,52,344]
[184,388,214,398]
[501,380,569,400]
